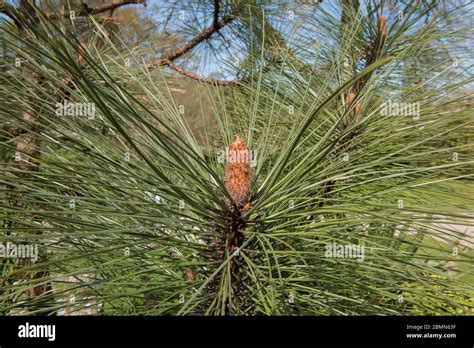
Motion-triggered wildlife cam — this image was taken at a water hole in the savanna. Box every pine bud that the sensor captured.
[224,136,251,207]
[379,14,387,36]
[345,90,355,108]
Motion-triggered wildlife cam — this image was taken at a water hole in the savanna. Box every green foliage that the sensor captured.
[0,0,472,315]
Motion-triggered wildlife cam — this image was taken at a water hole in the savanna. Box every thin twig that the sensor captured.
[213,0,220,29]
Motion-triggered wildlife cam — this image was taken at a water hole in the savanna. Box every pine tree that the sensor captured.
[0,0,472,315]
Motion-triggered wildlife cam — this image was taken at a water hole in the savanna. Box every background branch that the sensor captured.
[0,0,146,22]
[46,0,146,19]
[153,6,241,67]
[213,0,220,29]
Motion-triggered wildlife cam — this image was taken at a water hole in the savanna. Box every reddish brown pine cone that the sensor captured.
[224,136,251,207]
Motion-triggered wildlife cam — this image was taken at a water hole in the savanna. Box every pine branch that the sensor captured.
[152,5,242,67]
[316,14,388,209]
[44,0,146,19]
[1,0,146,28]
[166,61,241,86]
